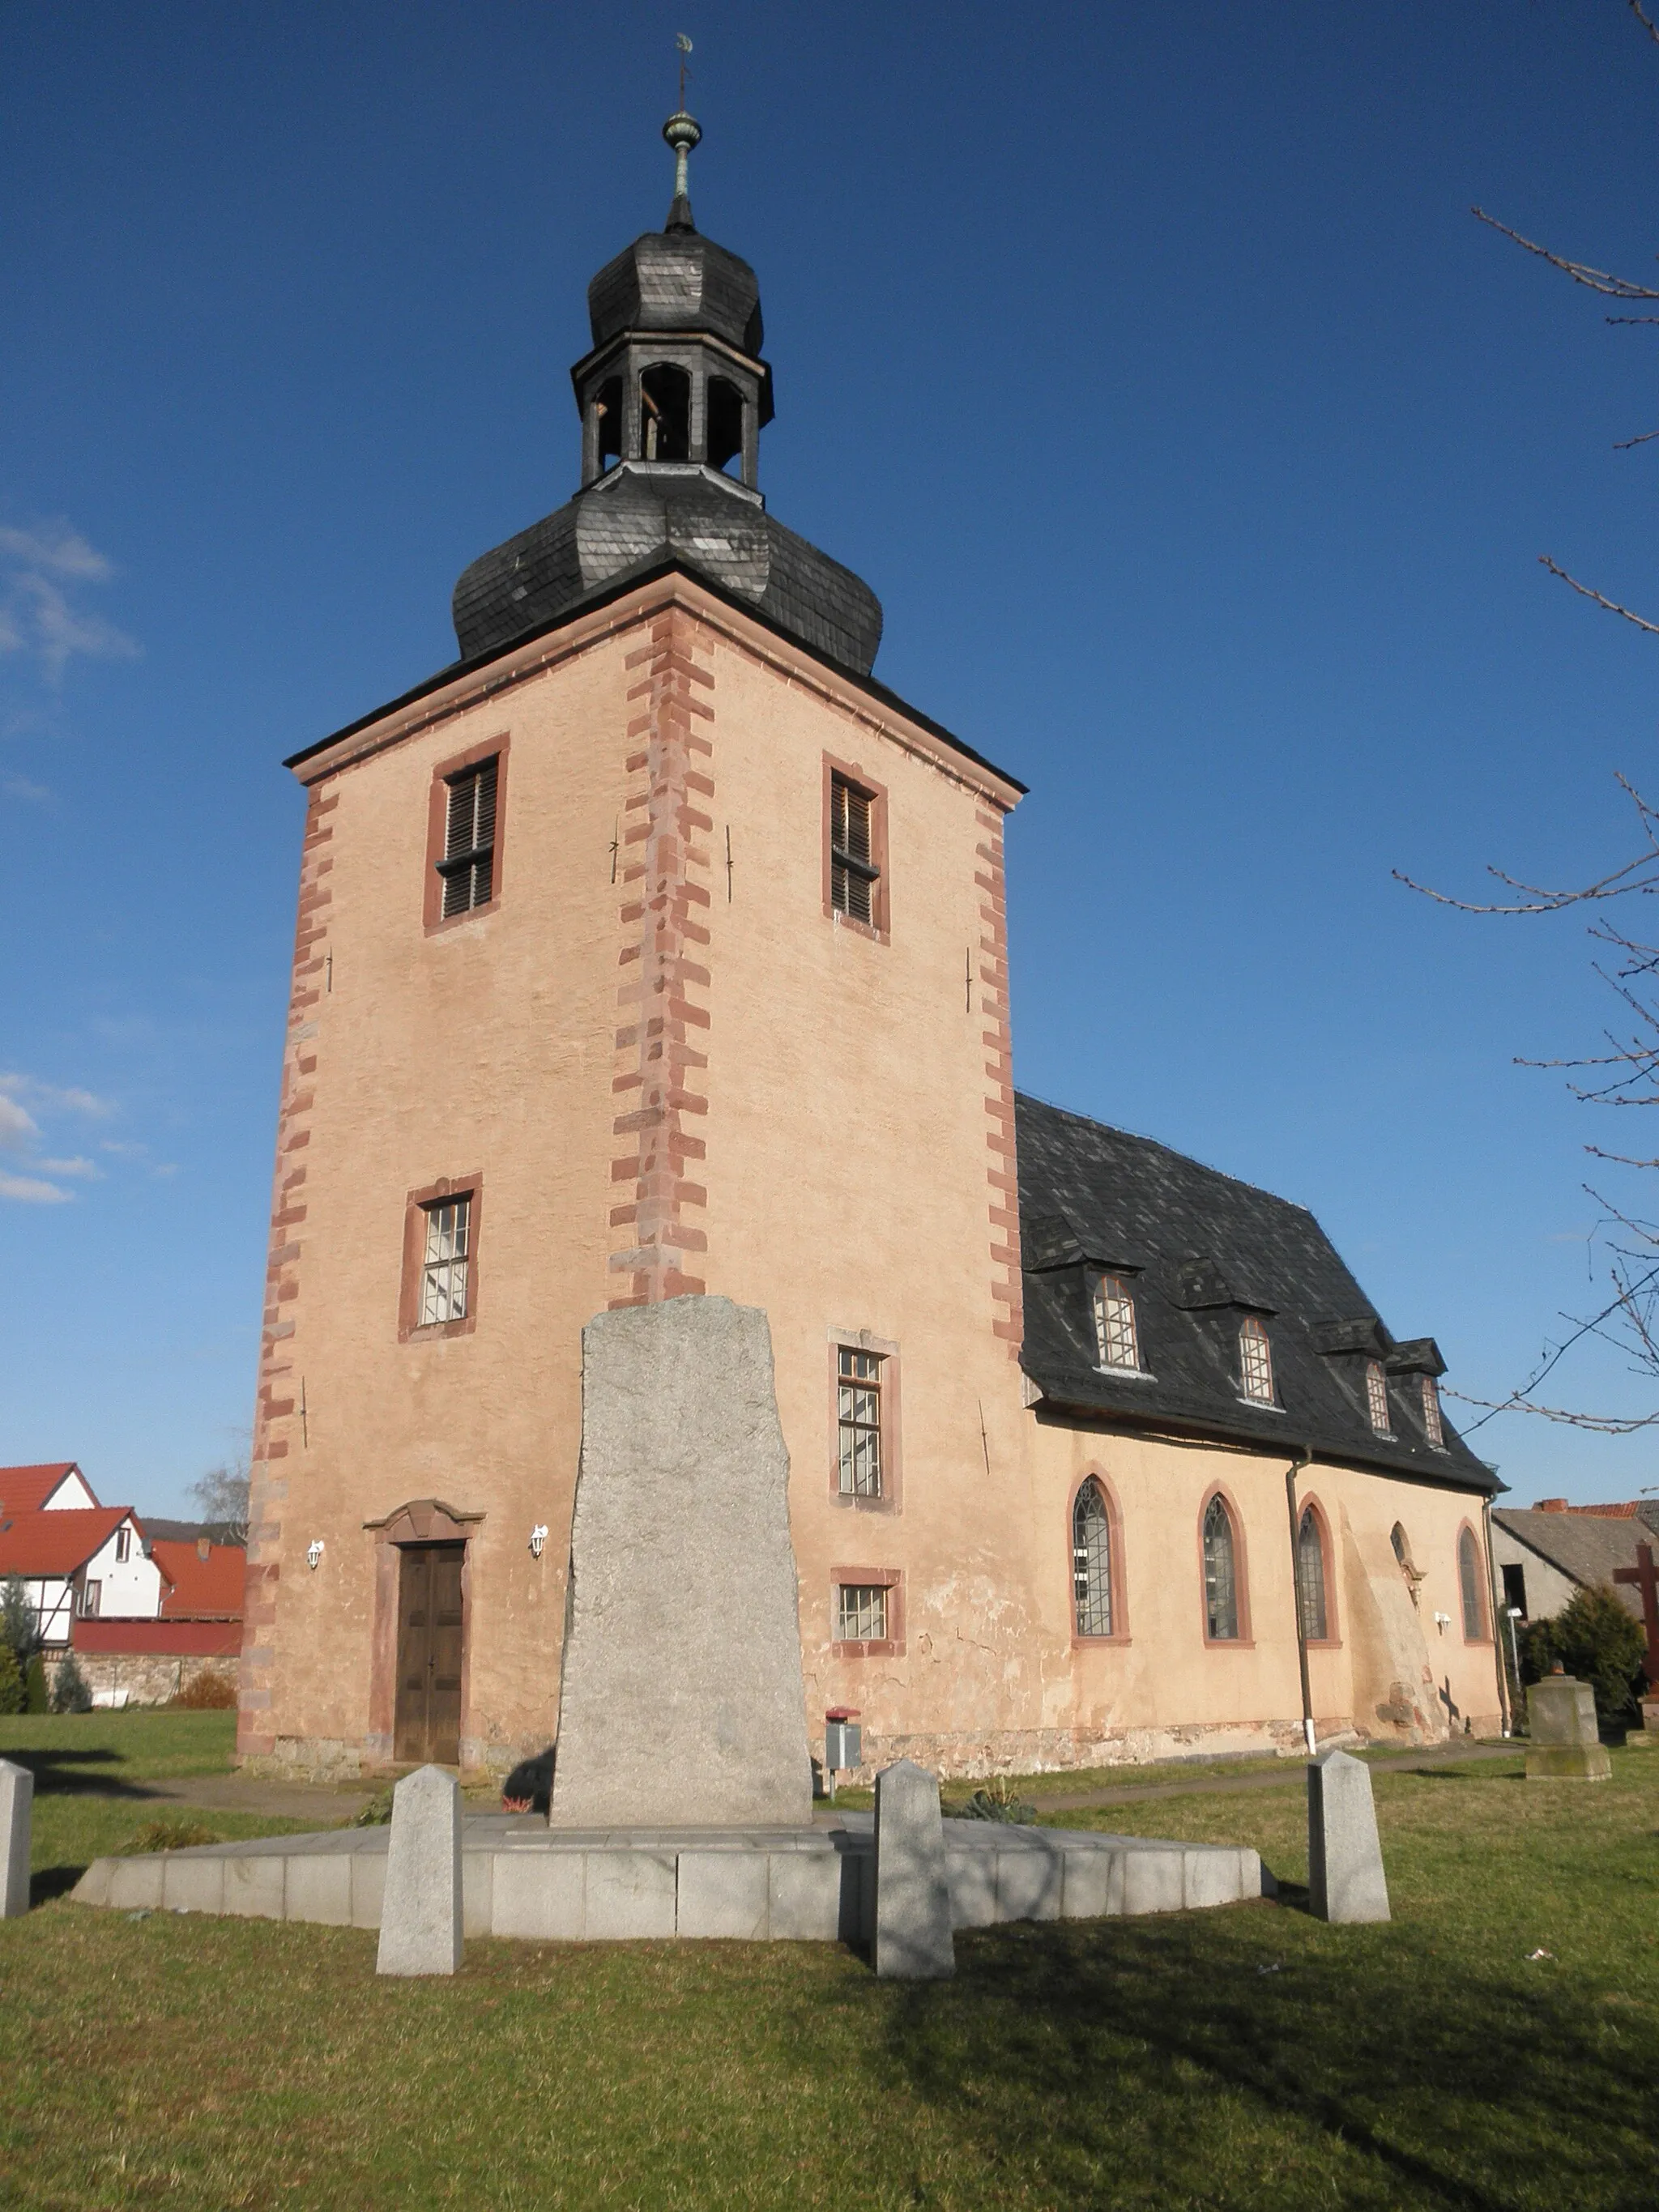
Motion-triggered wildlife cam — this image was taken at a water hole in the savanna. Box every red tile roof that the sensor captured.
[0,1507,134,1578]
[151,1540,245,1621]
[73,1618,242,1658]
[0,1463,91,1515]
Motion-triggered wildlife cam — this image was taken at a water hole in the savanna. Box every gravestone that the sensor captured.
[1307,1749,1390,1924]
[1525,1674,1611,1780]
[376,1764,463,1975]
[1,1758,32,1919]
[1625,1697,1659,1750]
[549,1297,813,1829]
[873,1759,955,1979]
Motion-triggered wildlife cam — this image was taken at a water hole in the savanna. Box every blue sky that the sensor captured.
[4,1,1658,1515]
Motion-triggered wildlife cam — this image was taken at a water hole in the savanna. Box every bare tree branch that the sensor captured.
[1614,428,1659,448]
[1472,207,1659,298]
[1539,556,1659,633]
[1631,0,1659,48]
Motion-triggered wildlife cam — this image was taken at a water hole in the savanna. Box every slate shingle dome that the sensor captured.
[586,228,765,357]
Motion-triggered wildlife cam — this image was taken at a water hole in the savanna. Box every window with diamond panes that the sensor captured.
[837,1349,883,1498]
[438,757,498,918]
[1091,1275,1140,1372]
[1238,1316,1274,1403]
[1072,1478,1114,1636]
[836,1583,887,1642]
[830,773,878,925]
[419,1196,471,1326]
[1366,1361,1390,1433]
[1296,1506,1328,1640]
[1203,1495,1239,1640]
[1421,1375,1444,1449]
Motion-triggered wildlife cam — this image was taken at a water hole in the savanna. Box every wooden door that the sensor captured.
[394,1543,466,1764]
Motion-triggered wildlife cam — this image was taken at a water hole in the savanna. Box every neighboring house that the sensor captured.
[0,1505,160,1646]
[0,1461,100,1515]
[1490,1501,1659,1626]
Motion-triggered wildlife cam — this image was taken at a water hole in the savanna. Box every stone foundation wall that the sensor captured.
[45,1649,239,1707]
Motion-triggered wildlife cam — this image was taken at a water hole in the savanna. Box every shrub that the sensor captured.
[1520,1583,1647,1724]
[0,1643,23,1716]
[23,1654,48,1714]
[950,1774,1038,1824]
[169,1669,237,1711]
[119,1819,223,1855]
[348,1786,395,1827]
[50,1652,92,1714]
[0,1574,37,1664]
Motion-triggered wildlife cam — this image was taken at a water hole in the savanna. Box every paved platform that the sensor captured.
[71,1813,1263,1941]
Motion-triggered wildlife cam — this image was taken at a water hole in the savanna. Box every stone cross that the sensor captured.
[0,1758,32,1919]
[873,1760,955,1980]
[1307,1749,1390,1924]
[1613,1542,1659,1689]
[376,1764,463,1975]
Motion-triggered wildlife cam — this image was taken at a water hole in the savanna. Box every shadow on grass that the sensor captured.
[2,1746,159,1799]
[30,1865,88,1907]
[866,1914,1658,2210]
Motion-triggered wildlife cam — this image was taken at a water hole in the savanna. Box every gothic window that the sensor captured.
[639,362,691,460]
[1072,1478,1114,1637]
[1239,1316,1274,1404]
[439,757,498,918]
[1296,1506,1328,1640]
[830,772,879,925]
[836,1583,887,1642]
[1092,1275,1140,1372]
[1203,1494,1239,1640]
[1366,1361,1390,1433]
[706,375,744,473]
[1458,1527,1485,1640]
[1421,1375,1445,1450]
[837,1349,883,1498]
[419,1196,471,1327]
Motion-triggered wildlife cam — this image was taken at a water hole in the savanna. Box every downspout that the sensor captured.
[1285,1446,1316,1757]
[1482,1496,1512,1739]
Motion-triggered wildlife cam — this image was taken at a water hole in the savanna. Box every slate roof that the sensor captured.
[1493,1509,1653,1617]
[586,226,765,356]
[1016,1093,1498,1492]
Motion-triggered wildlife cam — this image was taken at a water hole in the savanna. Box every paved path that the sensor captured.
[139,1773,378,1820]
[1023,1740,1517,1816]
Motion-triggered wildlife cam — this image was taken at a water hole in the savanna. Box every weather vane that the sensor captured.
[676,30,692,108]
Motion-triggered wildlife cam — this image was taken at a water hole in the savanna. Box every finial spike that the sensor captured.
[663,62,701,232]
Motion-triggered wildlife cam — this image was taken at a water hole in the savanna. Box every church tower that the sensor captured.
[238,113,1033,1775]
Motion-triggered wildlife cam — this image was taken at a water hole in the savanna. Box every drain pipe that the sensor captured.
[1285,1446,1316,1757]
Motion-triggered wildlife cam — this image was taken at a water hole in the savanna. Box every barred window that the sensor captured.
[1092,1275,1140,1372]
[1296,1506,1328,1640]
[1239,1316,1274,1403]
[1072,1478,1114,1636]
[1203,1495,1239,1640]
[419,1196,471,1326]
[1366,1361,1390,1433]
[830,773,878,925]
[837,1349,883,1498]
[1458,1527,1484,1639]
[836,1583,888,1642]
[1421,1375,1444,1450]
[439,757,498,918]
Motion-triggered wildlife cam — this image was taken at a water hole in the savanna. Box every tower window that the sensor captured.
[1072,1477,1114,1637]
[1202,1494,1240,1640]
[439,757,498,919]
[1091,1275,1140,1372]
[419,1196,471,1327]
[837,1349,883,1498]
[707,376,744,473]
[639,362,691,461]
[1238,1316,1274,1404]
[830,773,878,925]
[1421,1375,1445,1450]
[1365,1361,1390,1433]
[1296,1506,1328,1641]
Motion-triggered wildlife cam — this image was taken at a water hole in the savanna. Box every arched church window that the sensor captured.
[706,376,744,473]
[1239,1316,1274,1404]
[1072,1478,1113,1636]
[1296,1506,1328,1640]
[639,363,691,461]
[1091,1275,1140,1372]
[1366,1360,1390,1433]
[1203,1494,1239,1640]
[1458,1527,1485,1640]
[1422,1375,1445,1450]
[595,376,623,470]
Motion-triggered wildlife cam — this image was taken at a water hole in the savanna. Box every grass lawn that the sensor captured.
[2,1728,1657,2209]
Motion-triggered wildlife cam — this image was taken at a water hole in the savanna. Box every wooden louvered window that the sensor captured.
[438,757,498,918]
[830,772,878,925]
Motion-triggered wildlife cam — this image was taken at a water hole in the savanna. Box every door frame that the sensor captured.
[365,1498,484,1764]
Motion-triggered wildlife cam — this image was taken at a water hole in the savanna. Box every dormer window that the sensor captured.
[1238,1316,1274,1404]
[1366,1361,1390,1434]
[1421,1375,1444,1450]
[1091,1274,1141,1372]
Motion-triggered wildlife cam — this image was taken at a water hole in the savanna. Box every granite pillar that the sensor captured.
[874,1759,955,1979]
[376,1764,463,1975]
[1307,1749,1390,1924]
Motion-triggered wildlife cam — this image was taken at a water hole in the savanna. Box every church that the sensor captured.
[237,111,1509,1781]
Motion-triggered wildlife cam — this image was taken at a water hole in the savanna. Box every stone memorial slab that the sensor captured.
[549,1297,813,1829]
[873,1760,955,1980]
[1525,1674,1611,1781]
[376,1765,463,1975]
[1,1758,32,1919]
[1307,1749,1391,1924]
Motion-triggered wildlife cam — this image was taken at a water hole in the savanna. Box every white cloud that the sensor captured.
[2,774,51,803]
[0,1171,72,1204]
[36,1156,101,1179]
[0,520,138,681]
[0,1072,113,1118]
[0,1072,117,1204]
[0,523,113,581]
[0,1094,38,1147]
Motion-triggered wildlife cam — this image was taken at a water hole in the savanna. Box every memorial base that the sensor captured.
[1525,1744,1612,1781]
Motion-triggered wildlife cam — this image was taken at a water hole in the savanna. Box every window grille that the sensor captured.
[1203,1496,1239,1640]
[439,757,498,918]
[1092,1276,1140,1372]
[1421,1375,1444,1449]
[837,1349,883,1498]
[836,1583,888,1642]
[1365,1361,1390,1433]
[830,773,878,925]
[1072,1478,1114,1636]
[419,1196,471,1326]
[1238,1316,1274,1403]
[1296,1507,1328,1640]
[1458,1528,1483,1639]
